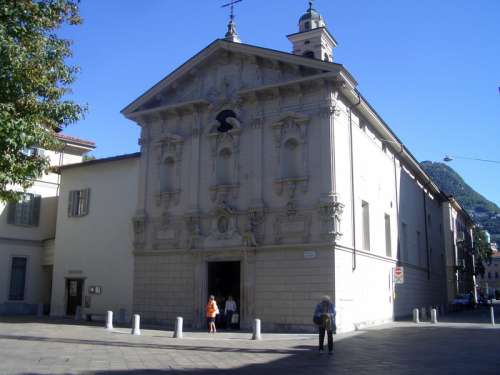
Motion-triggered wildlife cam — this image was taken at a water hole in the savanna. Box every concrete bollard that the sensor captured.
[490,305,495,327]
[37,303,44,317]
[431,308,438,324]
[106,311,114,330]
[173,317,183,338]
[75,306,82,321]
[252,319,262,340]
[413,308,420,323]
[131,314,141,336]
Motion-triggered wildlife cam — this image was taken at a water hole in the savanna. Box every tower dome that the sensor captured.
[299,1,326,32]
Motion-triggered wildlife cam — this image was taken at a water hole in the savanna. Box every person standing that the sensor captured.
[206,295,219,333]
[224,295,237,329]
[313,295,336,355]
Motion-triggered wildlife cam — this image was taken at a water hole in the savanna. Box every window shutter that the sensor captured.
[83,188,90,216]
[7,202,16,224]
[32,195,41,226]
[68,191,75,217]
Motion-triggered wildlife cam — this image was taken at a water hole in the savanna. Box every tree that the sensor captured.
[473,227,492,276]
[0,0,85,201]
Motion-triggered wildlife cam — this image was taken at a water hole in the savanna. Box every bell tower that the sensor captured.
[287,1,337,62]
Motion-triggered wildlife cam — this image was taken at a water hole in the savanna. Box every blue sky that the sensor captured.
[60,0,500,205]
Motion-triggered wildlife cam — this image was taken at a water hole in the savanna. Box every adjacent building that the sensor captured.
[0,135,94,314]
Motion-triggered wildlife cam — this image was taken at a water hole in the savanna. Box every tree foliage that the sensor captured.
[473,227,492,276]
[0,0,85,201]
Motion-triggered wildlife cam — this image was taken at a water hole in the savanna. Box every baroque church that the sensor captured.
[0,2,474,333]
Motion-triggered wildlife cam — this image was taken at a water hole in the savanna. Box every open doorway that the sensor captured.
[207,261,240,329]
[66,278,83,316]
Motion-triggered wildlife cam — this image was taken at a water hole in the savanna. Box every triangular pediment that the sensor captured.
[122,40,356,119]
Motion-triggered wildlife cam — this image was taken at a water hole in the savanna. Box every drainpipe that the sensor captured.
[423,187,431,280]
[350,95,362,271]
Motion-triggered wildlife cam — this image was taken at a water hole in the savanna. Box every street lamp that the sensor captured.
[444,155,500,164]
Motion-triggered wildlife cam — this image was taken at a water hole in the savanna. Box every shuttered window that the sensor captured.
[9,257,27,301]
[7,193,41,227]
[68,188,90,217]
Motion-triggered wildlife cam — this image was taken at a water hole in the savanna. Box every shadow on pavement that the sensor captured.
[11,325,500,375]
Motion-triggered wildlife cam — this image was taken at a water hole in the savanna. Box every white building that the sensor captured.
[50,153,139,320]
[0,134,94,314]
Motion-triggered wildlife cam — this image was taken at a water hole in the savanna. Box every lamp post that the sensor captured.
[444,155,500,164]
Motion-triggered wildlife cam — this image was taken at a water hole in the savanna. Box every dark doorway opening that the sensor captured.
[66,278,83,316]
[208,261,240,329]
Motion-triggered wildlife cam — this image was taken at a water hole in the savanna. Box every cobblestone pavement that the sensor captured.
[0,308,499,375]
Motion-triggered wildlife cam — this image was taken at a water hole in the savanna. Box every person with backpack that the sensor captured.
[313,295,336,355]
[206,295,220,333]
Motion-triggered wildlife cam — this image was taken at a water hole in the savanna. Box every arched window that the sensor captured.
[302,51,315,59]
[282,138,301,178]
[160,157,175,192]
[217,148,233,185]
[324,53,330,62]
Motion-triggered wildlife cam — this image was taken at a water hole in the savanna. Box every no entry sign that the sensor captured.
[394,266,404,284]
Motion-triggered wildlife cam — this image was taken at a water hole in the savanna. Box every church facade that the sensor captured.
[118,4,471,331]
[1,3,476,333]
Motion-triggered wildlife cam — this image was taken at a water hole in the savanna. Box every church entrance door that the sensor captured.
[207,261,241,329]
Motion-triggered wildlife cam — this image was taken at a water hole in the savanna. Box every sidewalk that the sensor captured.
[0,309,498,374]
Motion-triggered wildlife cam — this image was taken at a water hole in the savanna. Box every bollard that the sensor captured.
[75,306,82,321]
[431,308,438,324]
[173,317,183,338]
[252,319,262,340]
[490,305,495,327]
[37,303,44,317]
[131,314,141,336]
[413,308,420,323]
[106,311,114,330]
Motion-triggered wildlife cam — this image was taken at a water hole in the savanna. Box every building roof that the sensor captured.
[56,133,96,148]
[57,152,140,172]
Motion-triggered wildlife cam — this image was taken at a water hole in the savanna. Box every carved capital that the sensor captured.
[318,194,345,243]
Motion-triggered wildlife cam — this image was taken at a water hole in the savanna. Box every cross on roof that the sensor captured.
[222,0,243,21]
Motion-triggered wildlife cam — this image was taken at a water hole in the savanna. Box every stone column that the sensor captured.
[318,103,336,200]
[192,254,207,329]
[242,249,256,330]
[188,109,202,212]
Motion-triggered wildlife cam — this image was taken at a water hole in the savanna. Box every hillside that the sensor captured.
[421,161,500,246]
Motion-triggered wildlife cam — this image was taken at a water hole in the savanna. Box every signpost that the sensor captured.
[394,266,404,284]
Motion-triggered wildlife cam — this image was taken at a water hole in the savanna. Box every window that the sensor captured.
[283,138,301,178]
[216,110,237,133]
[417,231,423,266]
[7,193,41,226]
[9,257,27,301]
[384,214,392,257]
[160,157,175,192]
[68,189,90,217]
[216,148,233,185]
[362,201,370,251]
[496,272,499,279]
[304,21,311,30]
[488,272,491,279]
[401,222,408,262]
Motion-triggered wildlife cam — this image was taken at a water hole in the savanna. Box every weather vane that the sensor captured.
[222,0,243,22]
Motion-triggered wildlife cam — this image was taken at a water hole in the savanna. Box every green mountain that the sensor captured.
[421,161,500,245]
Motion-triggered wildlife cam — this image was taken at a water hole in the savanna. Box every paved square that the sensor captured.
[0,309,499,375]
